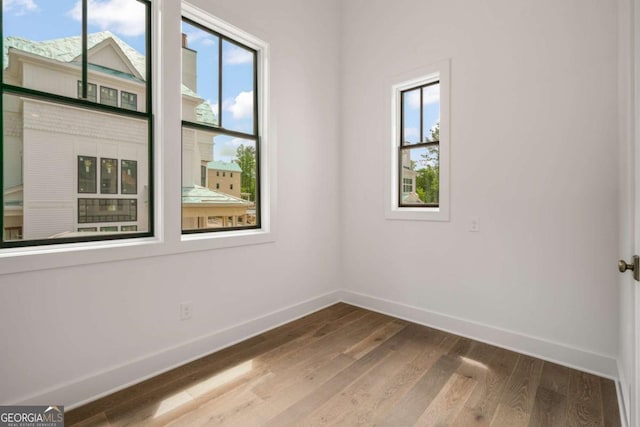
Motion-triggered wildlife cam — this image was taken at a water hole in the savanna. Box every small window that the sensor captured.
[201,165,207,187]
[121,91,138,111]
[121,225,138,232]
[78,227,97,232]
[230,184,233,190]
[223,172,226,177]
[100,158,118,194]
[78,156,97,193]
[216,183,220,189]
[121,160,138,195]
[100,226,118,232]
[388,60,450,221]
[77,81,97,102]
[217,171,220,177]
[100,86,118,107]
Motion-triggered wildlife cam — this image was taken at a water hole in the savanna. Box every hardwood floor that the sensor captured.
[65,303,621,426]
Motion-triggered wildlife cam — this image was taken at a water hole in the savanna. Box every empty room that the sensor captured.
[0,0,637,426]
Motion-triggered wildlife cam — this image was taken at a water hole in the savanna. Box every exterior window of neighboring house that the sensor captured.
[77,81,97,102]
[181,14,261,233]
[388,61,450,222]
[100,158,118,194]
[100,86,118,107]
[121,160,138,194]
[78,156,97,193]
[121,91,137,111]
[402,177,413,194]
[200,165,206,187]
[1,0,153,247]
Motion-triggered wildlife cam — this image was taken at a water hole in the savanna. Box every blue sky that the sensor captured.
[181,21,256,163]
[2,0,255,164]
[403,84,440,169]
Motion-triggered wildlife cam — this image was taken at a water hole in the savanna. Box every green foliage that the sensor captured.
[233,144,256,201]
[416,122,439,204]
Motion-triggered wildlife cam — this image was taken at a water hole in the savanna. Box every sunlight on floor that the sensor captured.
[153,360,254,418]
[460,356,488,370]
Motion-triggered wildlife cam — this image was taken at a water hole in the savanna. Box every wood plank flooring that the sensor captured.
[65,303,621,426]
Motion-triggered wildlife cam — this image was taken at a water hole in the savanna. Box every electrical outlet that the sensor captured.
[470,217,480,232]
[180,302,193,320]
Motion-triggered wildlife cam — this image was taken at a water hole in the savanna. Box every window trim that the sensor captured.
[386,60,450,222]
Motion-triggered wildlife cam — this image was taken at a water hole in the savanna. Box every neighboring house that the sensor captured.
[2,31,249,240]
[207,161,242,198]
[400,150,421,204]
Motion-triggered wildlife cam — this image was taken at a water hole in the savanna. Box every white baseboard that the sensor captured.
[338,289,619,380]
[12,290,342,409]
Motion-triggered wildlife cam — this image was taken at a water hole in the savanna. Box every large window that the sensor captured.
[1,0,153,246]
[180,16,260,233]
[388,61,450,221]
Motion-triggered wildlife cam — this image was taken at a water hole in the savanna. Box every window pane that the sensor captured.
[221,40,255,134]
[3,93,150,242]
[182,130,257,231]
[181,20,219,126]
[121,160,137,194]
[2,1,81,99]
[402,88,420,145]
[78,156,97,193]
[400,146,439,205]
[422,83,440,142]
[121,91,138,111]
[100,158,118,193]
[87,0,148,112]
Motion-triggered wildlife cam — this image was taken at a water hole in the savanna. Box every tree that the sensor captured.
[415,122,439,204]
[234,144,256,202]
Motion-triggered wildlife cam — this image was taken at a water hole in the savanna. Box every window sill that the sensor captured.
[385,207,450,222]
[0,228,275,276]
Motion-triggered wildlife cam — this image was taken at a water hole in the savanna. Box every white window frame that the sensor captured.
[0,1,275,275]
[386,60,450,222]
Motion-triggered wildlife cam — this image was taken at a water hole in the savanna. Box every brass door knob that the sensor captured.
[619,255,640,281]
[619,260,634,273]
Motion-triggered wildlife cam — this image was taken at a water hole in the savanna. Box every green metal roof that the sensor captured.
[207,161,242,172]
[3,31,218,125]
[182,186,250,205]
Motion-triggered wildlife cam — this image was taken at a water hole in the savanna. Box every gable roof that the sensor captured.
[3,31,218,125]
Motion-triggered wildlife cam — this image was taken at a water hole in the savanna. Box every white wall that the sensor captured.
[340,0,620,366]
[0,0,342,406]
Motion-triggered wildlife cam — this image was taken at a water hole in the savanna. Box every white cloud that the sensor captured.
[216,137,245,160]
[69,0,146,37]
[407,84,440,109]
[224,45,253,65]
[184,30,216,47]
[223,91,254,120]
[4,0,37,15]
